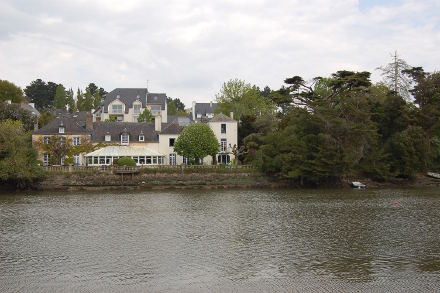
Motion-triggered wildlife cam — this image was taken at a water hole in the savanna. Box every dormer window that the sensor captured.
[134,104,142,114]
[59,126,65,134]
[105,134,111,142]
[112,104,123,114]
[139,134,144,142]
[121,133,129,145]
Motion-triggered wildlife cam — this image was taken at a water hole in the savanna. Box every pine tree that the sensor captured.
[66,88,76,113]
[83,88,93,111]
[76,88,84,111]
[53,84,66,109]
[93,91,101,110]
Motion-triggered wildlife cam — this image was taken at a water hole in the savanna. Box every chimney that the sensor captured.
[155,114,162,132]
[33,116,38,131]
[230,112,234,120]
[86,112,93,131]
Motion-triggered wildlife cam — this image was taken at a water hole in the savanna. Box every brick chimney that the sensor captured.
[86,112,93,131]
[155,114,161,132]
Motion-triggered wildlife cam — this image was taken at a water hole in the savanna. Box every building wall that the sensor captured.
[158,134,183,165]
[100,100,167,123]
[208,120,238,162]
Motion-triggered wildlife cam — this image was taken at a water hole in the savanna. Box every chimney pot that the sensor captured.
[230,112,234,120]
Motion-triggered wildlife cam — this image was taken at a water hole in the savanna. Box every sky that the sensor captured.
[0,0,439,107]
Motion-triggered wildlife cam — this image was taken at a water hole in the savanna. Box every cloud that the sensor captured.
[0,0,439,106]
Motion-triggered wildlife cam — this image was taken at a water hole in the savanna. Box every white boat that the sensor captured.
[351,181,367,189]
[427,172,440,179]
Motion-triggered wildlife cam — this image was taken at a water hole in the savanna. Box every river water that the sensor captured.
[0,188,439,292]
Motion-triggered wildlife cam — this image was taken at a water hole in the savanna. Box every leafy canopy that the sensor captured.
[174,123,219,164]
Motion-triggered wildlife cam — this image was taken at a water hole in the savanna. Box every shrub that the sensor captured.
[117,156,136,167]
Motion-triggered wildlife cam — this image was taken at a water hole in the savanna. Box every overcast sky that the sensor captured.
[1,0,439,107]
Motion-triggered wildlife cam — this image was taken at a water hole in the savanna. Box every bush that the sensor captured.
[117,156,136,167]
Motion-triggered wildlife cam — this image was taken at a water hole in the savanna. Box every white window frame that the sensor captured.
[112,104,123,114]
[221,123,226,134]
[169,153,177,165]
[133,104,142,114]
[73,154,80,166]
[73,137,81,146]
[221,138,227,152]
[169,138,175,147]
[139,135,144,142]
[105,134,111,142]
[59,126,65,134]
[43,153,49,166]
[121,133,129,145]
[44,136,50,144]
[60,156,65,165]
[133,115,139,122]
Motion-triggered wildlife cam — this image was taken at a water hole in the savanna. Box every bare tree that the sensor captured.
[377,51,412,101]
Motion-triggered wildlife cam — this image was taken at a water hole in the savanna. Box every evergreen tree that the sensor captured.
[93,91,101,110]
[76,88,84,111]
[83,88,93,111]
[53,84,66,110]
[66,88,76,113]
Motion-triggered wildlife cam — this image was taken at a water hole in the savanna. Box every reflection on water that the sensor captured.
[0,188,439,292]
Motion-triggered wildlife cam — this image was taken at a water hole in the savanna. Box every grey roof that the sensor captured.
[103,88,167,114]
[91,122,159,143]
[194,102,218,116]
[20,103,40,116]
[161,122,184,135]
[210,113,235,122]
[33,112,90,135]
[167,114,193,126]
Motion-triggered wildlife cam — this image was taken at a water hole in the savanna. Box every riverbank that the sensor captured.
[19,171,439,192]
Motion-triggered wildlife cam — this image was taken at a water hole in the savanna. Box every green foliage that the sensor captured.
[83,88,93,111]
[38,136,72,165]
[0,80,24,103]
[66,88,76,113]
[38,109,55,128]
[0,120,43,187]
[167,97,186,115]
[216,79,276,120]
[0,102,35,131]
[174,123,219,164]
[86,83,98,95]
[138,108,153,122]
[117,156,136,167]
[93,91,101,110]
[53,84,66,109]
[24,79,57,110]
[76,88,84,111]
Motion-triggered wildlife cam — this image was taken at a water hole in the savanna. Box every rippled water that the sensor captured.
[1,188,440,292]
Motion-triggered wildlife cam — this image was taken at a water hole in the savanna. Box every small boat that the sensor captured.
[351,181,367,189]
[427,172,440,179]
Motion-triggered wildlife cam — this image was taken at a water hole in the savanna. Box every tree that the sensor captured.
[38,109,55,128]
[0,120,43,187]
[216,78,275,120]
[0,80,24,103]
[76,88,84,111]
[98,87,107,98]
[377,51,412,101]
[24,79,57,110]
[93,91,102,110]
[53,84,66,110]
[86,83,98,95]
[0,102,35,131]
[37,135,72,165]
[66,88,76,113]
[83,88,93,111]
[117,156,136,166]
[138,108,153,122]
[174,123,219,164]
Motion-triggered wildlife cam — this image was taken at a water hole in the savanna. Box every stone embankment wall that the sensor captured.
[36,171,277,191]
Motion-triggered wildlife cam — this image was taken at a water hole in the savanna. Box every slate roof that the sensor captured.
[20,103,40,116]
[161,122,184,135]
[210,113,235,122]
[91,122,159,143]
[102,88,167,114]
[194,102,218,116]
[167,114,193,126]
[33,112,90,135]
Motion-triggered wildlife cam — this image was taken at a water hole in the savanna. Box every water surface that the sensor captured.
[1,188,439,292]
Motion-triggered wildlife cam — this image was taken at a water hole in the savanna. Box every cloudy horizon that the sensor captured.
[1,0,439,107]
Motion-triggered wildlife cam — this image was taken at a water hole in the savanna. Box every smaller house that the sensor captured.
[192,101,218,121]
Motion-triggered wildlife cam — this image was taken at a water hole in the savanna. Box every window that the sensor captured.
[43,153,49,166]
[44,137,50,144]
[121,133,129,145]
[218,154,231,165]
[59,126,65,134]
[105,134,111,142]
[60,156,65,165]
[150,105,161,115]
[169,153,176,165]
[93,157,98,164]
[196,113,201,118]
[106,157,111,165]
[183,156,189,165]
[139,156,145,164]
[112,104,123,114]
[139,135,144,142]
[169,138,175,147]
[73,154,80,166]
[99,157,105,165]
[134,104,142,114]
[153,156,157,164]
[133,115,139,122]
[221,123,226,134]
[73,137,81,146]
[221,139,227,152]
[146,156,152,164]
[87,157,92,165]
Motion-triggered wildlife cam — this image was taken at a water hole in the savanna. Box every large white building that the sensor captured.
[33,89,238,166]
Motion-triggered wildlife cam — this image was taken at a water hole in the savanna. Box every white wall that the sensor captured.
[158,133,183,165]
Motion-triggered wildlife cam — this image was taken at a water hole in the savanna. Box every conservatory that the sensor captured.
[85,146,165,166]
